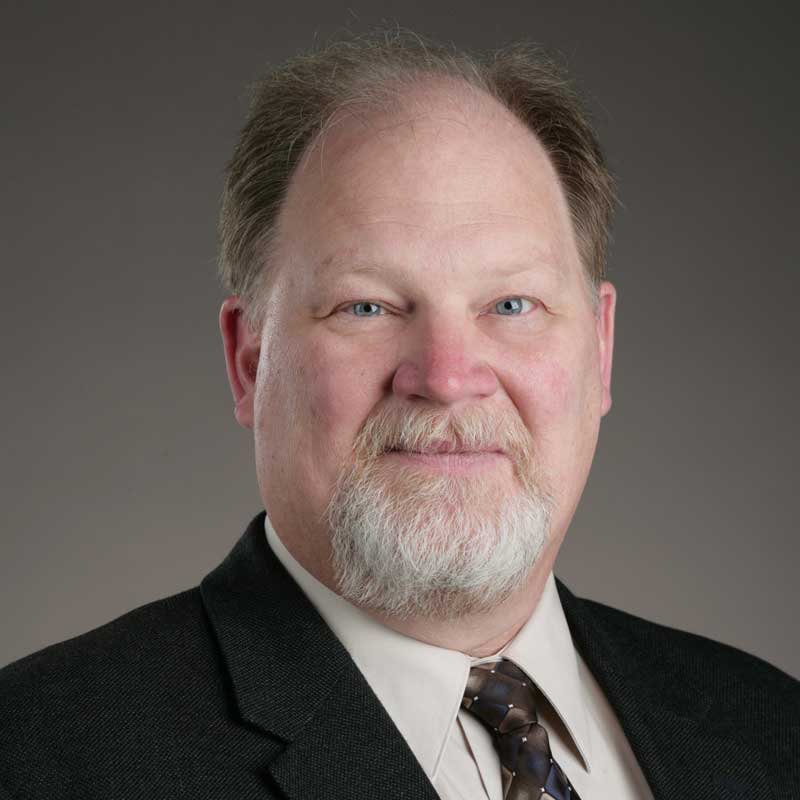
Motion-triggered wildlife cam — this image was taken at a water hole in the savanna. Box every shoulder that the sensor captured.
[579,590,799,698]
[557,579,800,772]
[0,586,213,700]
[0,588,235,796]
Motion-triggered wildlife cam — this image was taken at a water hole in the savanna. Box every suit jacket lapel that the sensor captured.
[556,579,771,800]
[201,513,769,799]
[200,512,439,800]
[266,666,440,800]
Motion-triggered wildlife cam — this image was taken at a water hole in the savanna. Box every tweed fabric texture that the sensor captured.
[463,659,579,800]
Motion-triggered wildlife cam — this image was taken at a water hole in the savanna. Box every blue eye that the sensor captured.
[342,298,534,318]
[494,297,534,315]
[349,301,384,317]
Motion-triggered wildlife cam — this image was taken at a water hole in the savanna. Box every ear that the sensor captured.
[219,296,260,430]
[596,281,617,417]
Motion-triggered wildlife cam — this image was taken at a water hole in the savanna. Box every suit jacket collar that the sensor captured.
[201,511,769,800]
[200,511,439,799]
[556,580,772,800]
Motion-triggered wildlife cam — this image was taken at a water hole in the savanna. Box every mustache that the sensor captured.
[351,404,534,463]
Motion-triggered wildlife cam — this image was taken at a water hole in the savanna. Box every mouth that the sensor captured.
[386,439,504,456]
[382,442,507,473]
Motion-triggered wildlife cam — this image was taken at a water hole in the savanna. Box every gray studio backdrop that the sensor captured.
[2,1,798,677]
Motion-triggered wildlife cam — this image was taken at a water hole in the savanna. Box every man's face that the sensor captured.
[228,81,615,612]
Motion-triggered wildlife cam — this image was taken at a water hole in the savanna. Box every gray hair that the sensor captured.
[218,26,616,330]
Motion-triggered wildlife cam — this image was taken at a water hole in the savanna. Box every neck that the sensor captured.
[286,534,557,657]
[267,510,560,657]
[367,561,554,657]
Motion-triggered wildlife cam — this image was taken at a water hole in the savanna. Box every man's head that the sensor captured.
[220,29,616,621]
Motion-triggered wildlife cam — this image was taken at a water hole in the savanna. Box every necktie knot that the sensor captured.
[462,659,538,734]
[461,658,580,800]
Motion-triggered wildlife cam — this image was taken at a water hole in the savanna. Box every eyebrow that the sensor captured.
[313,258,383,282]
[312,248,562,285]
[313,250,389,283]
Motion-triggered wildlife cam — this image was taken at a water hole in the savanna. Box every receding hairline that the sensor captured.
[293,73,550,183]
[270,76,585,293]
[218,28,616,331]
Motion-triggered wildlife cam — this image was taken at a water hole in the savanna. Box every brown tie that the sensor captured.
[461,658,581,800]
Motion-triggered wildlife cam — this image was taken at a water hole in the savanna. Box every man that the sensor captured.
[0,27,797,800]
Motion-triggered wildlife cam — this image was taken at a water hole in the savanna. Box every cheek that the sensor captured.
[512,356,574,427]
[527,326,603,423]
[538,362,575,417]
[296,337,383,452]
[508,344,601,473]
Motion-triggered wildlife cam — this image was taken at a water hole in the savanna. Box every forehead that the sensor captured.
[274,79,581,283]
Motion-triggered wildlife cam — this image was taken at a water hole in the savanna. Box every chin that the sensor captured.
[325,456,554,619]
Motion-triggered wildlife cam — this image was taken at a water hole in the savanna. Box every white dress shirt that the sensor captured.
[265,515,654,799]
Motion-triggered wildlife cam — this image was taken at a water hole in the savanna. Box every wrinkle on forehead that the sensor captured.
[310,246,566,295]
[295,123,562,230]
[339,205,563,232]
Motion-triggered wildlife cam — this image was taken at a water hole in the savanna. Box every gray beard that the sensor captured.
[325,456,552,620]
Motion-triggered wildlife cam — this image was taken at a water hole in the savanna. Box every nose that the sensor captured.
[391,315,499,406]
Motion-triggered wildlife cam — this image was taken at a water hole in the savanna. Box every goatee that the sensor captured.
[325,405,553,619]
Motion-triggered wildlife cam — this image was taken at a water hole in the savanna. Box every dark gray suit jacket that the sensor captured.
[1,511,797,798]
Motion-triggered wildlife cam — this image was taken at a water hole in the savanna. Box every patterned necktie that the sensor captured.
[461,658,581,800]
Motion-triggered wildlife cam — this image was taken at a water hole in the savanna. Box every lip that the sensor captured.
[388,439,505,456]
[383,449,507,473]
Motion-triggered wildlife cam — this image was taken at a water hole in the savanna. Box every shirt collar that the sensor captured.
[500,570,593,770]
[264,514,591,778]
